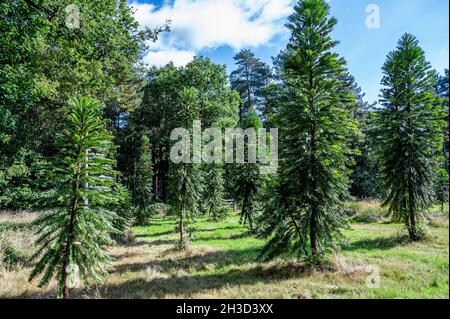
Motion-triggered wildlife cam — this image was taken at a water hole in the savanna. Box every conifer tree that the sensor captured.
[170,88,203,250]
[233,108,264,230]
[29,97,119,299]
[230,50,272,121]
[374,34,445,240]
[255,0,357,262]
[133,135,154,225]
[203,164,226,221]
[434,168,449,212]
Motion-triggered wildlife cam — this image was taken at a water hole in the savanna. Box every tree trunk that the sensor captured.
[179,209,185,249]
[61,157,82,299]
[309,68,318,258]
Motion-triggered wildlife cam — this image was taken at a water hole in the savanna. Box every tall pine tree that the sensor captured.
[374,34,445,240]
[255,0,357,262]
[170,88,203,250]
[230,50,272,121]
[29,97,119,298]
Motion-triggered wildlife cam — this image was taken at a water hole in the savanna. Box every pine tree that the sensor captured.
[374,34,445,240]
[170,88,203,250]
[29,97,119,299]
[230,50,272,121]
[255,0,357,262]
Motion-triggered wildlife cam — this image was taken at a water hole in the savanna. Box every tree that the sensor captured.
[0,0,168,210]
[230,50,272,121]
[255,0,357,262]
[374,34,445,240]
[233,108,264,230]
[133,135,154,225]
[435,69,449,174]
[348,78,381,199]
[170,88,203,250]
[29,97,119,298]
[203,164,226,221]
[434,168,449,211]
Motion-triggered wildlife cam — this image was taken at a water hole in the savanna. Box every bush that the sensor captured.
[134,203,172,226]
[347,200,389,223]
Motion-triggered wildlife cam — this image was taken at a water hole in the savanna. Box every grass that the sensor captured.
[0,203,448,299]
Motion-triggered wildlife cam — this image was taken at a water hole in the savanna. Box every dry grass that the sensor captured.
[0,208,448,299]
[0,210,38,224]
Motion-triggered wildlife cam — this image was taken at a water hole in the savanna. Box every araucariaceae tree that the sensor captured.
[233,108,264,231]
[170,88,203,250]
[133,134,154,225]
[255,0,357,263]
[374,33,445,240]
[29,97,119,299]
[203,164,226,221]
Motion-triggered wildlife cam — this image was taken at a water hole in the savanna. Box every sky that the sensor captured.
[128,0,449,104]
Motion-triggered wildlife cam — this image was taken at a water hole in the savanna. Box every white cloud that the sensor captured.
[143,49,195,67]
[130,0,296,67]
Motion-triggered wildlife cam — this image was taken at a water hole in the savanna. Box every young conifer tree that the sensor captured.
[374,34,445,240]
[203,164,226,221]
[255,0,357,262]
[170,88,203,250]
[134,134,154,225]
[29,97,119,299]
[233,108,263,230]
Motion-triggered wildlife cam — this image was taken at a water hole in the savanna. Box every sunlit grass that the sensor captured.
[0,205,448,299]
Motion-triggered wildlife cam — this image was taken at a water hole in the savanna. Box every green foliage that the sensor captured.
[434,168,449,211]
[255,0,357,262]
[373,34,446,240]
[132,135,154,225]
[29,97,120,298]
[0,149,49,210]
[170,89,204,250]
[232,108,264,230]
[0,1,168,211]
[203,164,226,221]
[230,49,273,121]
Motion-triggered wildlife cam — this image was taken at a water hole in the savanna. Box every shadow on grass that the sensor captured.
[112,248,257,275]
[91,264,310,298]
[17,249,312,299]
[135,230,174,238]
[344,235,409,251]
[193,232,250,242]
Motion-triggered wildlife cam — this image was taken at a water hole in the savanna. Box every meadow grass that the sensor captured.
[0,205,448,299]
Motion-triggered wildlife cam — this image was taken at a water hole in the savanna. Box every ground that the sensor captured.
[0,203,448,299]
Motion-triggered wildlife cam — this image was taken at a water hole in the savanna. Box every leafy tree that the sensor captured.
[230,50,272,121]
[170,88,203,250]
[29,97,119,298]
[0,0,168,210]
[255,0,357,262]
[128,58,239,204]
[374,34,445,240]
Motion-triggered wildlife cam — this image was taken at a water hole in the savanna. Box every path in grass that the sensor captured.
[86,214,448,299]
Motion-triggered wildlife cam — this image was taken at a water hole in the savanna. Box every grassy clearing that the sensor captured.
[0,203,448,299]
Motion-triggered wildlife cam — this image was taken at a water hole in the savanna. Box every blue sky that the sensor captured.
[130,0,449,104]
